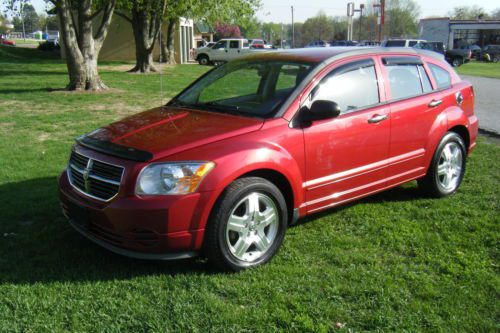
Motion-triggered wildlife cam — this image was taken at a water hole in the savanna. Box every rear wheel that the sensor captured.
[418,132,466,197]
[493,56,499,63]
[452,57,463,67]
[204,177,288,271]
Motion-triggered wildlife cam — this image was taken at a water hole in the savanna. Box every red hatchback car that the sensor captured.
[59,47,478,270]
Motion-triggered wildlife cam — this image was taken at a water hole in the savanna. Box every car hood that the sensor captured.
[85,106,264,160]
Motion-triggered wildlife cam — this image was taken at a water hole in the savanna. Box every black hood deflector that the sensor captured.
[76,136,153,162]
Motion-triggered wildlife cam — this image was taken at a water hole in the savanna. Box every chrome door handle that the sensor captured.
[368,114,388,124]
[428,99,443,107]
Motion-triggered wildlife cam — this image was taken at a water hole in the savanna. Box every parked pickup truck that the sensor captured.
[194,38,259,65]
[445,48,472,67]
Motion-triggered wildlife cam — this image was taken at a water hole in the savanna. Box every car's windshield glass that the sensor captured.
[171,60,315,118]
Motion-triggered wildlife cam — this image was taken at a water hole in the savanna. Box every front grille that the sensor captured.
[68,151,124,201]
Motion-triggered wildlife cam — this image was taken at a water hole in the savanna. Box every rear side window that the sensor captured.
[312,59,379,113]
[409,41,418,47]
[428,64,451,89]
[386,64,423,100]
[229,41,239,49]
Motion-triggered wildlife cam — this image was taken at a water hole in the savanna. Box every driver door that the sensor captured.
[302,58,391,213]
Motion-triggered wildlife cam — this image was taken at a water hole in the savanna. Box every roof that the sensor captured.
[241,47,444,64]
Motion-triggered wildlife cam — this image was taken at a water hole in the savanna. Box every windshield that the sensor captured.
[171,60,315,118]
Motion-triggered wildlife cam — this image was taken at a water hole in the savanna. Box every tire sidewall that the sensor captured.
[198,55,209,65]
[214,179,288,270]
[431,132,467,196]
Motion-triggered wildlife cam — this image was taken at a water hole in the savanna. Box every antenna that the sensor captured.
[159,28,164,108]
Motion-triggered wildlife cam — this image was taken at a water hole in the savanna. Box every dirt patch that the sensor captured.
[37,132,50,142]
[49,87,125,95]
[0,122,15,134]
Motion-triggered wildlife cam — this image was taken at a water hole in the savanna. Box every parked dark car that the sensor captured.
[414,41,445,55]
[480,45,500,63]
[331,40,358,47]
[305,40,331,47]
[457,44,482,59]
[59,47,478,271]
[445,48,471,67]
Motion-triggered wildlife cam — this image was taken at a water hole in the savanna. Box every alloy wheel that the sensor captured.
[225,192,279,262]
[436,141,463,191]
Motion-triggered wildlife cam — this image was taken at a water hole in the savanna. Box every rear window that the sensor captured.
[386,40,406,47]
[428,64,451,89]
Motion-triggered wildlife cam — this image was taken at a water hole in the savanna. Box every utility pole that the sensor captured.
[358,4,364,42]
[373,0,385,42]
[281,23,284,49]
[291,6,295,48]
[347,2,354,41]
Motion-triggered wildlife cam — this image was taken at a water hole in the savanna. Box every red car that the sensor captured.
[59,47,478,271]
[0,37,16,46]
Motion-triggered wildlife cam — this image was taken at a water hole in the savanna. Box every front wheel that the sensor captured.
[418,132,466,197]
[204,177,288,271]
[198,55,209,66]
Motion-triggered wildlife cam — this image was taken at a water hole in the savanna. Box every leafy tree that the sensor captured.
[302,11,334,42]
[42,0,117,91]
[3,0,29,37]
[383,0,420,38]
[21,3,38,32]
[448,5,489,20]
[38,13,59,31]
[239,16,262,39]
[214,22,241,39]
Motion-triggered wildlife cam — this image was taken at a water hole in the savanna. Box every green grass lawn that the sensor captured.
[0,46,499,332]
[456,60,500,79]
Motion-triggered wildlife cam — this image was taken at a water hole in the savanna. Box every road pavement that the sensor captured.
[460,75,500,135]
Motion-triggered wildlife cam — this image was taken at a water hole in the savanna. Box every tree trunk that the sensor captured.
[160,19,176,65]
[53,0,115,91]
[127,1,164,73]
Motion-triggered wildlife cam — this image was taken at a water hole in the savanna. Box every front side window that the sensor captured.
[212,41,227,49]
[428,63,451,89]
[311,59,379,113]
[172,60,315,118]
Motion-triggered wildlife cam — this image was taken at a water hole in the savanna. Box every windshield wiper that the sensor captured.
[204,102,240,113]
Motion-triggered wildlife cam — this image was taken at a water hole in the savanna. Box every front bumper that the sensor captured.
[59,169,213,259]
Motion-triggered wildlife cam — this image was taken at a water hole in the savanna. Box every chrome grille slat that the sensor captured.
[68,151,124,202]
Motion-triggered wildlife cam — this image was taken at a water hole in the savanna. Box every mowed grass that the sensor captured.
[456,60,500,79]
[0,46,499,332]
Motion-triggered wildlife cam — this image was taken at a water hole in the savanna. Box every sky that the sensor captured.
[12,0,500,23]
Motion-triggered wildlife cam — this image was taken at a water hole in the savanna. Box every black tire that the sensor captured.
[452,57,462,67]
[204,177,288,271]
[198,54,209,66]
[418,132,467,198]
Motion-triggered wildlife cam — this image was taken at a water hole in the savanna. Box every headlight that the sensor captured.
[136,162,215,195]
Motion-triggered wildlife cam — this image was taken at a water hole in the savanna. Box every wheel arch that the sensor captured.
[448,125,470,152]
[236,169,296,225]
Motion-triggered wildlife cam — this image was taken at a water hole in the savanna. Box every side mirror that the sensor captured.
[302,100,341,122]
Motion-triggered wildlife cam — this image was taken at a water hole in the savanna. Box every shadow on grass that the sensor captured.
[0,177,424,284]
[0,177,213,285]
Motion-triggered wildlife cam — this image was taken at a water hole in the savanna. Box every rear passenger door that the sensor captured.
[381,56,447,186]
